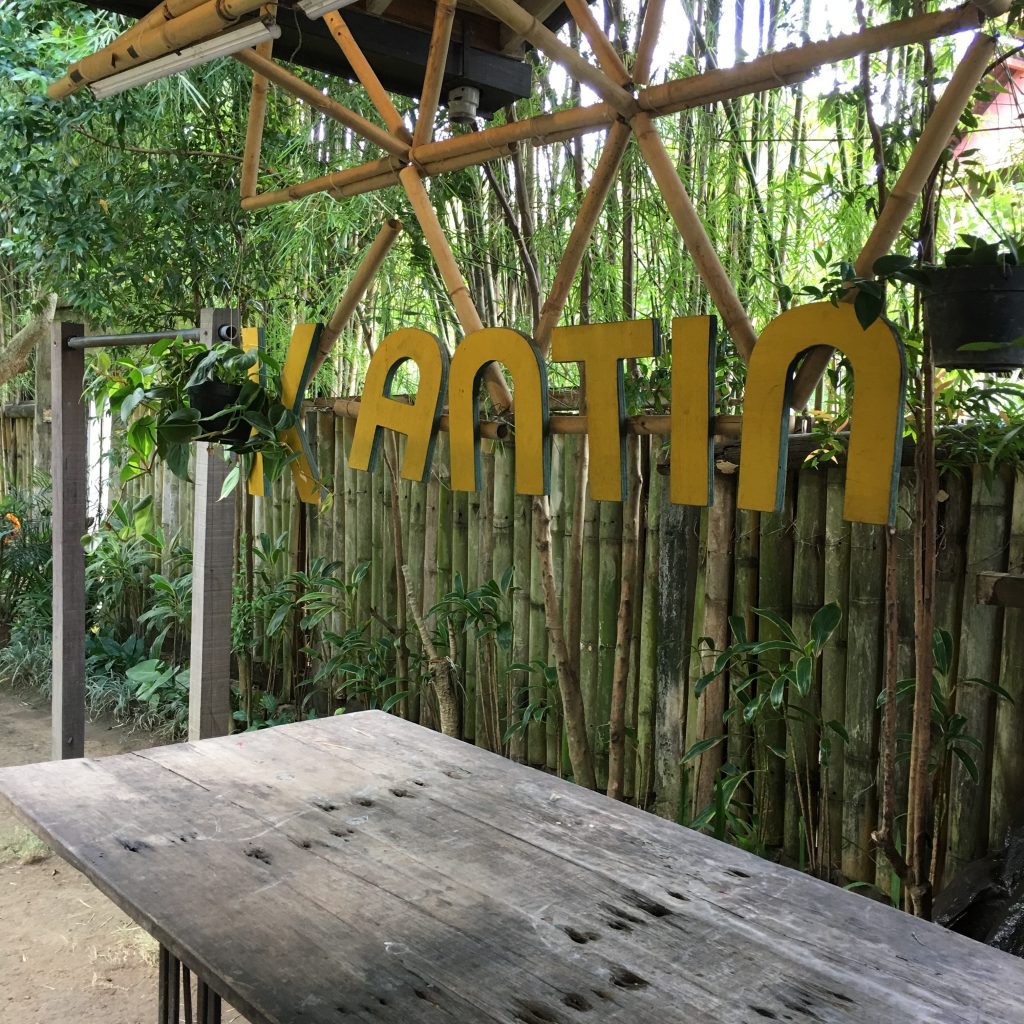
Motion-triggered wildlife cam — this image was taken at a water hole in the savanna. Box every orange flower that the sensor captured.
[1,513,20,544]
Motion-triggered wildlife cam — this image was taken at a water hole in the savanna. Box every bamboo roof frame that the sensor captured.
[50,0,1010,405]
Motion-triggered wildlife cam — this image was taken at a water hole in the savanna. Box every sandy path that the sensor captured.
[0,689,246,1024]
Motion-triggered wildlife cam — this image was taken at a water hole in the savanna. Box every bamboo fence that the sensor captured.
[2,406,1022,892]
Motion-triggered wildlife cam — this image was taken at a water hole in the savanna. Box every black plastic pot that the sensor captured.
[922,266,1024,372]
[186,381,251,446]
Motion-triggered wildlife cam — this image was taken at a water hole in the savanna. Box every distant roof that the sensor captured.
[75,0,580,116]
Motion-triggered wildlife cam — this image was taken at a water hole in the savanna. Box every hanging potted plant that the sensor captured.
[871,236,1024,372]
[93,334,298,488]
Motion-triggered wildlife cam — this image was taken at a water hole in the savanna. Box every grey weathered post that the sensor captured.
[188,307,237,740]
[51,320,86,760]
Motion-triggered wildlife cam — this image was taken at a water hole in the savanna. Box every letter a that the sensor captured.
[348,328,449,482]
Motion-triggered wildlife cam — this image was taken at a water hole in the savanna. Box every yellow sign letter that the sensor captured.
[738,302,905,525]
[348,327,448,482]
[449,328,549,495]
[552,320,660,501]
[669,315,716,507]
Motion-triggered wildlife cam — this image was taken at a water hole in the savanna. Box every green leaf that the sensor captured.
[753,608,799,645]
[219,465,241,500]
[810,602,842,654]
[681,735,725,763]
[933,628,954,676]
[794,656,813,697]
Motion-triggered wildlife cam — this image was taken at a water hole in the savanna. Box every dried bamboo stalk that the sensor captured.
[50,0,269,98]
[236,50,409,158]
[309,219,402,378]
[632,111,759,361]
[473,0,636,117]
[535,121,633,353]
[412,0,457,149]
[323,11,410,141]
[563,0,630,87]
[633,0,666,86]
[790,32,997,408]
[240,6,276,199]
[398,164,512,412]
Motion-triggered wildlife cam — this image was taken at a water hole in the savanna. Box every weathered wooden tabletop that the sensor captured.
[1,710,1021,1024]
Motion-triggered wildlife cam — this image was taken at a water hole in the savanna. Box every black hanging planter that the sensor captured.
[186,381,252,446]
[922,266,1024,372]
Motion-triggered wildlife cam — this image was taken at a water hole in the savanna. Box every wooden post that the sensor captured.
[240,11,277,200]
[188,308,238,741]
[51,320,86,760]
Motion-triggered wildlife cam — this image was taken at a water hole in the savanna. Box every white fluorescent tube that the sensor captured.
[296,0,360,20]
[91,20,282,99]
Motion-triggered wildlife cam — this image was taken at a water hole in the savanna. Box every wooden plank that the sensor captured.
[188,308,237,741]
[4,712,1024,1024]
[976,571,1024,609]
[50,319,86,760]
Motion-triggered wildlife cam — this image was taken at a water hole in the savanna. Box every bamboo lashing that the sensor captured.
[323,11,411,142]
[412,0,457,150]
[48,0,269,98]
[562,0,630,87]
[308,219,403,378]
[472,0,638,118]
[240,4,277,201]
[789,31,998,409]
[235,49,409,159]
[398,164,514,412]
[240,4,980,212]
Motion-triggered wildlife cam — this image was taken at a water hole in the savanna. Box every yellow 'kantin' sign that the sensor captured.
[349,301,907,527]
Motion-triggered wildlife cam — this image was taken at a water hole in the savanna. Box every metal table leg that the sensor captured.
[158,945,221,1024]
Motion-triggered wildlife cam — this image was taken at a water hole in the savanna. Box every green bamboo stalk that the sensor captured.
[527,494,548,767]
[989,470,1024,847]
[579,488,600,762]
[406,472,426,724]
[451,487,469,736]
[946,467,1011,883]
[841,520,886,884]
[635,457,662,809]
[785,466,826,868]
[820,465,850,878]
[343,418,358,627]
[547,434,565,771]
[757,486,795,852]
[465,475,481,741]
[354,440,372,631]
[371,439,386,638]
[596,498,623,791]
[684,507,709,815]
[331,416,346,637]
[511,490,532,763]
[492,444,515,750]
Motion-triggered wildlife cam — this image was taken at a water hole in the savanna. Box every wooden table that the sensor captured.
[2,711,1022,1024]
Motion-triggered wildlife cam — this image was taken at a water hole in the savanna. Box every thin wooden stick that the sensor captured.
[240,5,277,201]
[398,165,513,412]
[309,219,403,378]
[632,112,759,360]
[240,159,398,211]
[472,0,637,118]
[235,50,409,159]
[323,11,410,142]
[413,0,457,149]
[563,0,630,87]
[790,32,997,408]
[535,121,633,353]
[49,0,269,98]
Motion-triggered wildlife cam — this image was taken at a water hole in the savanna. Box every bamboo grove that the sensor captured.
[1,0,1024,917]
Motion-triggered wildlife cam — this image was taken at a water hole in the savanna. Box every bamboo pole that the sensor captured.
[511,491,533,762]
[790,32,998,408]
[118,0,211,47]
[49,0,270,98]
[412,0,457,150]
[397,164,513,413]
[563,0,630,87]
[990,471,1024,846]
[238,6,981,213]
[240,159,399,211]
[472,0,637,118]
[534,121,633,353]
[632,111,759,360]
[543,438,562,771]
[309,219,403,378]
[595,495,623,791]
[236,50,409,159]
[608,434,642,800]
[323,11,410,141]
[632,0,665,87]
[240,7,276,200]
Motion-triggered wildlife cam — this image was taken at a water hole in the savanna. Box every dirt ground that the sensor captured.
[0,689,245,1024]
